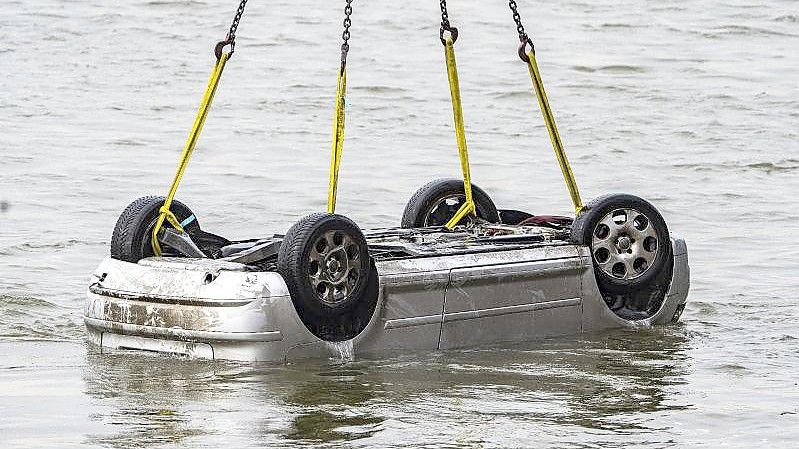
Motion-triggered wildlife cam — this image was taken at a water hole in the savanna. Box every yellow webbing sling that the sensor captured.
[327,65,347,213]
[524,49,583,214]
[326,0,355,214]
[443,36,476,229]
[151,53,229,256]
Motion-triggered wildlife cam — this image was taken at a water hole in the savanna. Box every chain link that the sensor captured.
[227,0,248,42]
[439,0,451,31]
[507,0,534,61]
[340,0,354,65]
[508,0,529,43]
[439,0,458,44]
[215,0,248,59]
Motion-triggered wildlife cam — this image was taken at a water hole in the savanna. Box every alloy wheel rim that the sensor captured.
[591,208,660,280]
[308,229,362,305]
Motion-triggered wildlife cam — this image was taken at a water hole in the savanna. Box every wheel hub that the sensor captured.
[616,235,632,251]
[326,257,340,273]
[324,251,347,282]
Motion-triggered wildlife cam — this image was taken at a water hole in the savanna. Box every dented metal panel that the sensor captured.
[93,257,287,302]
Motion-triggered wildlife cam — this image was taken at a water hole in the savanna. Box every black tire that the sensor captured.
[277,213,379,341]
[571,193,672,295]
[110,196,199,263]
[400,178,500,228]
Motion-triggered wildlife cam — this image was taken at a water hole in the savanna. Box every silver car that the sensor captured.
[85,182,689,362]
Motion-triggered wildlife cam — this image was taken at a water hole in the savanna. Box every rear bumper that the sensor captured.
[83,292,314,362]
[83,256,319,361]
[84,316,283,342]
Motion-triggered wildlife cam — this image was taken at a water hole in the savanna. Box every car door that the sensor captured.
[439,246,584,349]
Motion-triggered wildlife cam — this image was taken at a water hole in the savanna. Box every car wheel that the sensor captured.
[278,212,379,341]
[400,178,499,228]
[571,193,672,295]
[110,196,200,263]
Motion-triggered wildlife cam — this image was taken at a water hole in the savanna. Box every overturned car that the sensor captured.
[85,182,689,362]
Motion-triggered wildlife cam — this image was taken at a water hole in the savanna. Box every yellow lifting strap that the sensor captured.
[151,53,230,256]
[524,49,583,214]
[443,36,476,229]
[327,65,347,214]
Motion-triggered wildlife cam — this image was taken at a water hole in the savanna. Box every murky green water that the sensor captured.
[2,0,798,447]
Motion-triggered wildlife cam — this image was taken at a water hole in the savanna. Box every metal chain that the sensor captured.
[440,0,451,31]
[226,0,248,42]
[439,0,458,44]
[340,0,353,65]
[508,0,529,43]
[507,0,534,61]
[215,0,248,59]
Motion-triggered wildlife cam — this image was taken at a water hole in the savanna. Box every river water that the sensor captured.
[1,0,798,447]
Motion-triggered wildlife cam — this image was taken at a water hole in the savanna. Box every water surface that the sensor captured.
[1,0,798,447]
